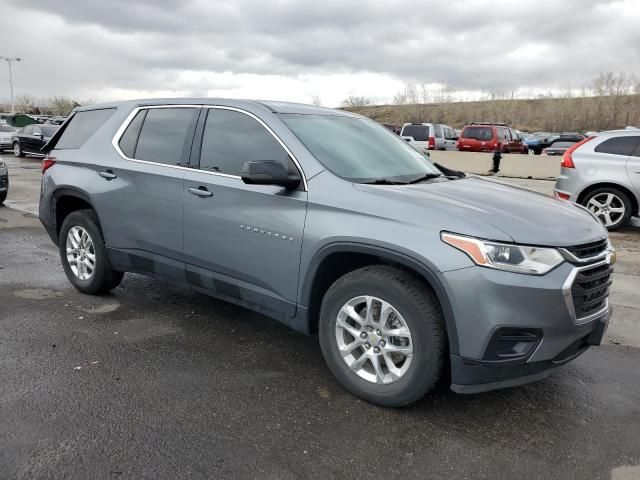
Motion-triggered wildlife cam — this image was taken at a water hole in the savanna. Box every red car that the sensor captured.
[457,123,527,153]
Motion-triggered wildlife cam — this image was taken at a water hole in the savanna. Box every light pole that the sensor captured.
[0,56,21,113]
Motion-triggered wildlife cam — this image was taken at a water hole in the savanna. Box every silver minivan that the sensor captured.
[554,129,640,230]
[400,123,457,152]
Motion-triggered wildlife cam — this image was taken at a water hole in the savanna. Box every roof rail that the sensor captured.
[470,122,508,126]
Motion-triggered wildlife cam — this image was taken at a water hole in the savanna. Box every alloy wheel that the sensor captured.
[65,226,96,280]
[335,295,413,384]
[587,193,625,227]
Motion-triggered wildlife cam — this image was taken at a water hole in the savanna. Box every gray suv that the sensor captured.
[554,129,640,230]
[39,99,614,407]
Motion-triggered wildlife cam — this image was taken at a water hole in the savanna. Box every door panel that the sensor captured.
[92,106,200,275]
[627,144,640,210]
[182,106,307,317]
[183,173,307,316]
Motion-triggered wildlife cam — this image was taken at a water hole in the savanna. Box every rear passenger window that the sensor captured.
[199,109,290,176]
[595,136,640,156]
[55,108,115,149]
[134,108,198,165]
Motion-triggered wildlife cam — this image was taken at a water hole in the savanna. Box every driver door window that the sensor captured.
[199,109,291,175]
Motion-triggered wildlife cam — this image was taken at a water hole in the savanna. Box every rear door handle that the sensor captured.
[188,186,213,197]
[99,170,117,180]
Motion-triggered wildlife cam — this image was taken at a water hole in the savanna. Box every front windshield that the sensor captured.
[280,114,441,183]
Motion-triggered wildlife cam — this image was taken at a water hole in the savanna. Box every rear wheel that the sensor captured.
[59,209,124,294]
[582,187,632,231]
[319,266,445,407]
[0,190,6,204]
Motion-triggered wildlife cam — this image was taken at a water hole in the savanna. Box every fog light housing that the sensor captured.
[482,328,543,363]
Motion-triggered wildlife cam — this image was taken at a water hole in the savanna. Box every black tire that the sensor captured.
[59,209,124,294]
[0,189,6,204]
[581,187,632,231]
[13,142,24,157]
[319,265,445,407]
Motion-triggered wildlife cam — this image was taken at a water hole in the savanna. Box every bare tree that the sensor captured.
[14,94,40,113]
[341,96,372,108]
[48,96,80,115]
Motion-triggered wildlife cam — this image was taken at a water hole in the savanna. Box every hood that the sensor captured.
[354,176,607,247]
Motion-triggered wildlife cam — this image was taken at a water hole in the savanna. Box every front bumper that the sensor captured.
[442,258,612,394]
[450,309,609,394]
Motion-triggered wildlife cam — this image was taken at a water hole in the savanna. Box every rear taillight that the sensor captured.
[555,191,571,200]
[42,156,56,174]
[428,136,436,149]
[561,137,594,169]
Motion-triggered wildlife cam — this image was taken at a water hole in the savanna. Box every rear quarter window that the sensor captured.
[594,136,640,156]
[55,108,116,150]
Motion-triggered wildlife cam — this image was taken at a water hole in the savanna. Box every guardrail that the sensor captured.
[429,151,560,179]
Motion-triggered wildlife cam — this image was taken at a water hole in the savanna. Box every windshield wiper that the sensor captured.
[406,173,443,184]
[360,178,408,185]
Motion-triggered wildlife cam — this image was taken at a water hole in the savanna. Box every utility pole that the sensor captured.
[0,56,21,113]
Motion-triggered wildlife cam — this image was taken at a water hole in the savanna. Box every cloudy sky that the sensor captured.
[1,0,639,106]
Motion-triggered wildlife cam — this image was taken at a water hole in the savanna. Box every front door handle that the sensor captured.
[188,186,213,197]
[99,170,117,180]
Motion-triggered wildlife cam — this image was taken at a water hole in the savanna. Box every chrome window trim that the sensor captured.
[111,104,202,174]
[111,104,308,190]
[561,257,612,325]
[202,105,308,191]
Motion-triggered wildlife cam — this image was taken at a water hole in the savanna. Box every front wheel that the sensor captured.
[13,142,24,157]
[59,209,124,294]
[582,187,632,231]
[319,266,445,407]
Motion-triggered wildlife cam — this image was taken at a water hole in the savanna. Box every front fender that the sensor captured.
[300,241,460,355]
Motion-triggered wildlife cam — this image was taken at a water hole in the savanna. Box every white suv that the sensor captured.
[554,129,640,230]
[400,123,457,152]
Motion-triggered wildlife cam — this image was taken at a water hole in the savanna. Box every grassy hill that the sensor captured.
[346,94,640,132]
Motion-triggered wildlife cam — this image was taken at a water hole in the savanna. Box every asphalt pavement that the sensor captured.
[1,153,640,479]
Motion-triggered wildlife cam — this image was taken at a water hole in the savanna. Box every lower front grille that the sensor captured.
[571,263,612,320]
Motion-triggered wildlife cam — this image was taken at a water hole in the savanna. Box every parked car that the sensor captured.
[541,139,581,156]
[400,123,457,151]
[0,155,8,204]
[527,133,584,155]
[0,124,17,151]
[381,123,401,135]
[40,99,613,407]
[555,130,640,230]
[12,124,59,157]
[457,123,526,153]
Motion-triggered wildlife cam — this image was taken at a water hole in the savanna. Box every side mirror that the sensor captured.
[241,160,301,190]
[33,132,43,138]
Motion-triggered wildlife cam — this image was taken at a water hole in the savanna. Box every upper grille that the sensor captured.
[564,239,608,260]
[571,263,612,320]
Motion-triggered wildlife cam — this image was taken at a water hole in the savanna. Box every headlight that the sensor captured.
[0,157,5,168]
[441,232,564,275]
